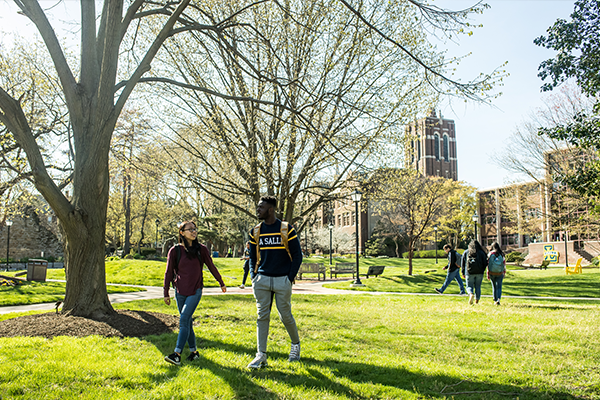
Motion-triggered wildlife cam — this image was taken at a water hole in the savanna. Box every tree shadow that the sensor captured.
[99,310,178,338]
[146,336,585,400]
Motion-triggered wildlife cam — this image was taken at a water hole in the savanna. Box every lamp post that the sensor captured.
[5,219,12,272]
[434,226,438,264]
[564,228,569,268]
[350,190,364,287]
[472,212,479,242]
[328,205,334,266]
[155,218,160,248]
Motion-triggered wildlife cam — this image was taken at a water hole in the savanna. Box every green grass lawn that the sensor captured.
[324,264,600,298]
[2,258,598,309]
[0,280,143,307]
[1,294,599,399]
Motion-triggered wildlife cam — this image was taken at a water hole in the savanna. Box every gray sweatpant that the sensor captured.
[252,274,299,353]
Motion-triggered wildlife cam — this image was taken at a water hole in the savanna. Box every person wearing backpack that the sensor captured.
[435,244,466,295]
[239,241,251,289]
[487,242,506,305]
[247,196,303,369]
[163,221,227,366]
[460,240,488,305]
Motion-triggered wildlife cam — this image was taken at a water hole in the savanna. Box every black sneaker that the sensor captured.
[434,288,442,294]
[164,352,181,366]
[187,351,200,361]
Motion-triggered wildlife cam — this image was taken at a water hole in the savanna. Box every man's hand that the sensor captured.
[221,285,227,293]
[443,266,448,270]
[164,297,171,306]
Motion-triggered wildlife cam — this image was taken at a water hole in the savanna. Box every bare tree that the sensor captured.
[148,0,502,232]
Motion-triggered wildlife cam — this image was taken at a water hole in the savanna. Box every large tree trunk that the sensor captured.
[61,123,113,317]
[62,218,113,318]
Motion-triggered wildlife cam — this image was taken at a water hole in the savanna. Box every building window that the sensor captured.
[501,234,518,246]
[434,133,440,161]
[417,140,421,161]
[443,134,449,162]
[483,236,495,246]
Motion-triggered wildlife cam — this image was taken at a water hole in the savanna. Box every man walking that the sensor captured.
[247,196,302,369]
[435,244,466,295]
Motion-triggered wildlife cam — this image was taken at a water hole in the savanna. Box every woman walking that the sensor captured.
[163,221,227,365]
[461,240,488,305]
[487,242,506,305]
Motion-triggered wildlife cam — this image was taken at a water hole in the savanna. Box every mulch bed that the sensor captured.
[0,310,179,339]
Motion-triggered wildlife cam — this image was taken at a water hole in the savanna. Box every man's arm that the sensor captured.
[287,226,303,281]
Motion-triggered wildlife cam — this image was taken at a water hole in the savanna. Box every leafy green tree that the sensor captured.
[535,0,600,206]
[365,168,455,275]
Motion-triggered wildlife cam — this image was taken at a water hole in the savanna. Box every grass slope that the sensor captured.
[1,295,599,399]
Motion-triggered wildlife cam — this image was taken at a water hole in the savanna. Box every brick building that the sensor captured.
[405,109,458,181]
[0,207,63,261]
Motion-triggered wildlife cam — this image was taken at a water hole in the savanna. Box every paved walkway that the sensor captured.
[2,279,600,314]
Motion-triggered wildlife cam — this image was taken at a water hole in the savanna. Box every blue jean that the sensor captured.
[174,288,202,354]
[465,274,484,300]
[440,268,465,293]
[490,275,504,301]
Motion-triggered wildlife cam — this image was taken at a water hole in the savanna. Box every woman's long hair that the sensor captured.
[468,240,486,256]
[490,241,504,257]
[178,221,203,261]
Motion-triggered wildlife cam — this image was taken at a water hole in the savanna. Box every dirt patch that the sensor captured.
[0,310,179,339]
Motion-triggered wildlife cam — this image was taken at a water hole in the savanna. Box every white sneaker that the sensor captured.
[239,284,245,289]
[247,352,267,369]
[288,342,301,362]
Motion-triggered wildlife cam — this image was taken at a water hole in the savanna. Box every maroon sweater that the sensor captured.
[163,244,224,297]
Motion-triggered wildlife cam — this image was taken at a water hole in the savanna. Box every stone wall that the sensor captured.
[0,214,63,260]
[524,241,593,266]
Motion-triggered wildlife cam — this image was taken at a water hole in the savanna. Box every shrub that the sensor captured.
[105,256,120,261]
[139,247,157,257]
[591,257,599,267]
[402,250,445,259]
[506,251,525,265]
[365,237,396,257]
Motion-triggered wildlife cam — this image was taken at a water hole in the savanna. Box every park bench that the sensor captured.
[329,262,356,279]
[565,257,583,275]
[362,265,385,278]
[297,263,326,281]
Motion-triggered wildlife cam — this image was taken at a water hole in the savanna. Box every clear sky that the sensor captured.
[0,0,578,191]
[434,0,576,190]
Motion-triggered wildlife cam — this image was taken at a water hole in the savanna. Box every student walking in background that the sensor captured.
[435,244,466,295]
[487,242,506,305]
[461,240,488,305]
[163,221,227,366]
[239,241,251,289]
[247,196,303,369]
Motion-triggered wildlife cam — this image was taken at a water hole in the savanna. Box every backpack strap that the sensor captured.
[175,245,181,274]
[253,223,262,274]
[280,221,292,261]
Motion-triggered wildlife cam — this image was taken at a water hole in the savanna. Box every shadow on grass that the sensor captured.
[147,336,584,400]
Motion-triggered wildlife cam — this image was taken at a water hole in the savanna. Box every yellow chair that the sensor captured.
[565,257,583,275]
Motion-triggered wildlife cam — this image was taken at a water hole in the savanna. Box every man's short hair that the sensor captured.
[260,196,277,209]
[443,244,452,250]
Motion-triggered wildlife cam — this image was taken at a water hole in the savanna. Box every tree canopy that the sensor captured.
[535,0,600,207]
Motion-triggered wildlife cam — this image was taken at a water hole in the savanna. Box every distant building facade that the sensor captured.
[405,110,458,180]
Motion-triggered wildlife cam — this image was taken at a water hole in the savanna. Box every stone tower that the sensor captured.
[405,110,458,180]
